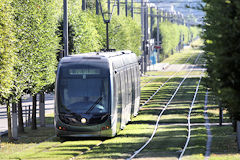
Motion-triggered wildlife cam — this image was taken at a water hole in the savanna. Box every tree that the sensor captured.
[13,0,61,129]
[0,0,16,102]
[0,0,17,141]
[202,0,240,121]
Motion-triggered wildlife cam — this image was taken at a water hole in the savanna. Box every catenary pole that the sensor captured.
[63,0,68,56]
[131,0,134,18]
[82,0,86,10]
[141,0,144,74]
[144,2,148,73]
[117,0,120,15]
[96,0,99,15]
[125,0,128,17]
[150,7,153,39]
[157,8,160,62]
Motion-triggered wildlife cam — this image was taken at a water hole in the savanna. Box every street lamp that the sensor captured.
[98,0,116,52]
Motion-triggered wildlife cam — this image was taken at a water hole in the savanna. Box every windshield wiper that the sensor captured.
[59,107,78,116]
[85,96,103,114]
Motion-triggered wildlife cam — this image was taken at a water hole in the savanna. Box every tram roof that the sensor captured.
[60,50,136,63]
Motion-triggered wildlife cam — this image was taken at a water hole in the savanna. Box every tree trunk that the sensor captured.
[39,92,45,127]
[7,99,13,141]
[233,118,237,132]
[31,94,37,130]
[219,102,223,126]
[18,97,24,133]
[12,102,18,140]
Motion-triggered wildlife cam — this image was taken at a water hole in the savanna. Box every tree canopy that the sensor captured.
[202,0,240,120]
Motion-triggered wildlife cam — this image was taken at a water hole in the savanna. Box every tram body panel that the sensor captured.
[54,51,140,137]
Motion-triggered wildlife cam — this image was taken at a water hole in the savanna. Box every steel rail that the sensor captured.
[140,51,195,90]
[69,52,202,159]
[178,75,202,159]
[126,53,202,160]
[140,53,201,108]
[204,89,212,160]
[73,53,202,159]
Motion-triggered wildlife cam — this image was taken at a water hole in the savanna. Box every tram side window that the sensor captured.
[124,69,129,105]
[112,70,118,109]
[134,66,138,98]
[137,66,140,97]
[116,73,122,108]
[102,79,108,110]
[127,69,132,104]
[131,66,136,102]
[120,71,126,107]
[135,65,138,96]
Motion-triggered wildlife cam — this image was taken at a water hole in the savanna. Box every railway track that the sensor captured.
[61,51,203,160]
[178,76,203,160]
[2,48,204,160]
[140,50,196,89]
[127,54,204,160]
[140,53,202,108]
[69,52,203,160]
[63,52,203,160]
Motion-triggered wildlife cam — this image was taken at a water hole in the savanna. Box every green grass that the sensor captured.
[1,40,239,159]
[146,70,205,77]
[161,43,202,65]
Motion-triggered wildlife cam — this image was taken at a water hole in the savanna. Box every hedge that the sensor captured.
[158,21,199,57]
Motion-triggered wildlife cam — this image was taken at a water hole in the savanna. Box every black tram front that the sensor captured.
[55,56,112,137]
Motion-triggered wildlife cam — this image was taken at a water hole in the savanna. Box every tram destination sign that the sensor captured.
[69,68,101,75]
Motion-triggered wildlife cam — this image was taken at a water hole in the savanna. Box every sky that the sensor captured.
[149,0,205,25]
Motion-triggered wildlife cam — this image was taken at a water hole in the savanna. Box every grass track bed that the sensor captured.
[1,40,239,160]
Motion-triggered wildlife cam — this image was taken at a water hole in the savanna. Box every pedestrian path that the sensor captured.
[147,63,169,71]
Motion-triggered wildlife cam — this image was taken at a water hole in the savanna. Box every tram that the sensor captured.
[54,50,141,137]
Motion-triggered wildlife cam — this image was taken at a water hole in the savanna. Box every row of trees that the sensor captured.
[1,0,62,140]
[67,9,141,55]
[158,22,199,58]
[1,0,199,141]
[67,0,141,55]
[152,18,200,60]
[0,0,141,141]
[202,0,240,122]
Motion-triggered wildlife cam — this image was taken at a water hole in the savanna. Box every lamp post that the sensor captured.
[98,0,116,52]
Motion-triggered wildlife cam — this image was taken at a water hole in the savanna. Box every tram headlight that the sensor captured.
[81,118,87,124]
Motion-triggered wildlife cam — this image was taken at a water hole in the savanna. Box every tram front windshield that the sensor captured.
[58,65,109,115]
